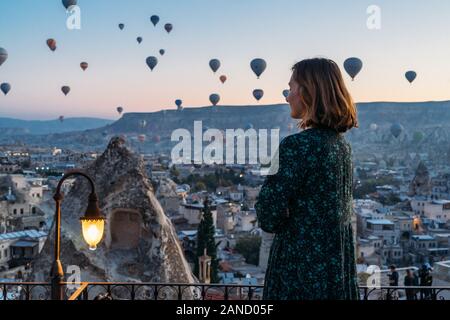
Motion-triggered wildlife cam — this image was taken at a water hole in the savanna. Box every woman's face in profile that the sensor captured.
[287,74,302,119]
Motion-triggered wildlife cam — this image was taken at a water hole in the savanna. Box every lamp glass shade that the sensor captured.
[81,218,105,251]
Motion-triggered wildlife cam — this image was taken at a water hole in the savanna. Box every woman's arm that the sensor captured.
[255,135,305,233]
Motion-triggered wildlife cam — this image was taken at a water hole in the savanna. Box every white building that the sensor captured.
[0,230,47,271]
[235,210,257,232]
[363,219,399,246]
[411,199,450,222]
[179,203,217,227]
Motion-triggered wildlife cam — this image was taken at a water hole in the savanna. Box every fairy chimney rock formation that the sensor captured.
[32,136,195,286]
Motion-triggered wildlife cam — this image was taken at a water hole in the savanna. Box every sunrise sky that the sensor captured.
[1,0,450,119]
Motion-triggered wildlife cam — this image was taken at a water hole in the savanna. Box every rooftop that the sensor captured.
[411,235,435,241]
[432,200,450,205]
[0,230,47,241]
[366,219,395,225]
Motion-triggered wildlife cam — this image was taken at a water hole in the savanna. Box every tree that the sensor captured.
[170,165,180,178]
[194,197,219,283]
[194,181,207,192]
[235,235,261,266]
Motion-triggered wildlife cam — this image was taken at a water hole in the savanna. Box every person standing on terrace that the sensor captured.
[256,58,359,300]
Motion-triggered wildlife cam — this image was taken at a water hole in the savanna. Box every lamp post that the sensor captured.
[51,170,105,300]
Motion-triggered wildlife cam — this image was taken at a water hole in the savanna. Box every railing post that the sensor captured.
[201,285,206,300]
[177,285,182,300]
[431,288,437,300]
[224,286,229,300]
[154,285,159,301]
[25,285,30,301]
[248,286,254,300]
[82,286,89,300]
[130,284,135,301]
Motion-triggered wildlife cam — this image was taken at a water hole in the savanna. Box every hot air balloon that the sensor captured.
[209,94,220,106]
[209,59,221,73]
[175,99,183,109]
[80,62,88,71]
[344,57,363,81]
[140,120,147,129]
[159,49,165,56]
[390,123,404,138]
[370,123,378,131]
[164,23,173,33]
[253,89,264,101]
[282,90,290,99]
[0,48,8,66]
[150,15,160,26]
[46,39,57,52]
[137,37,143,44]
[219,75,227,84]
[146,56,158,71]
[118,23,125,30]
[59,116,65,123]
[138,134,146,143]
[405,71,417,84]
[250,58,267,79]
[1,83,11,96]
[62,0,77,9]
[61,86,70,96]
[117,107,124,115]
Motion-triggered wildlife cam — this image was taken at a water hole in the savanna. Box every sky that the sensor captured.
[1,0,450,120]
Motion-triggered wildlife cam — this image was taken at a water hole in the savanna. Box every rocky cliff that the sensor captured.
[31,137,196,295]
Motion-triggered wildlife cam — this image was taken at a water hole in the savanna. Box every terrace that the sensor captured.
[1,282,450,300]
[3,171,448,301]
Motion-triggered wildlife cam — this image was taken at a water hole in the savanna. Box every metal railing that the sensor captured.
[2,282,450,300]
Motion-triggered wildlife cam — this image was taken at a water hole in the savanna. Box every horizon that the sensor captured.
[1,99,450,122]
[1,0,450,119]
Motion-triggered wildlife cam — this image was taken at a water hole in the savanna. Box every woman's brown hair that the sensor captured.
[292,58,358,133]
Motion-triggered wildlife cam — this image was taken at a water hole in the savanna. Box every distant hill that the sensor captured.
[2,101,450,154]
[0,117,114,135]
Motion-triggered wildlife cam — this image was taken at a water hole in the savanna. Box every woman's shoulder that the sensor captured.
[278,132,312,155]
[281,129,326,146]
[281,129,351,152]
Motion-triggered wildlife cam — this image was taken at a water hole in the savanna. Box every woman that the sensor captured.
[255,58,359,300]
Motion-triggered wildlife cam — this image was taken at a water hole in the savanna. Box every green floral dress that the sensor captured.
[255,127,358,300]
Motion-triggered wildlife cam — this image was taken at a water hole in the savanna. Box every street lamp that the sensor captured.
[51,170,105,300]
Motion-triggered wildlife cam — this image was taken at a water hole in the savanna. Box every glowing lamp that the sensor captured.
[80,193,105,251]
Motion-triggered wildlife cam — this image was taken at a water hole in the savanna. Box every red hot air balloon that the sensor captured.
[80,62,88,71]
[47,39,57,52]
[220,75,227,84]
